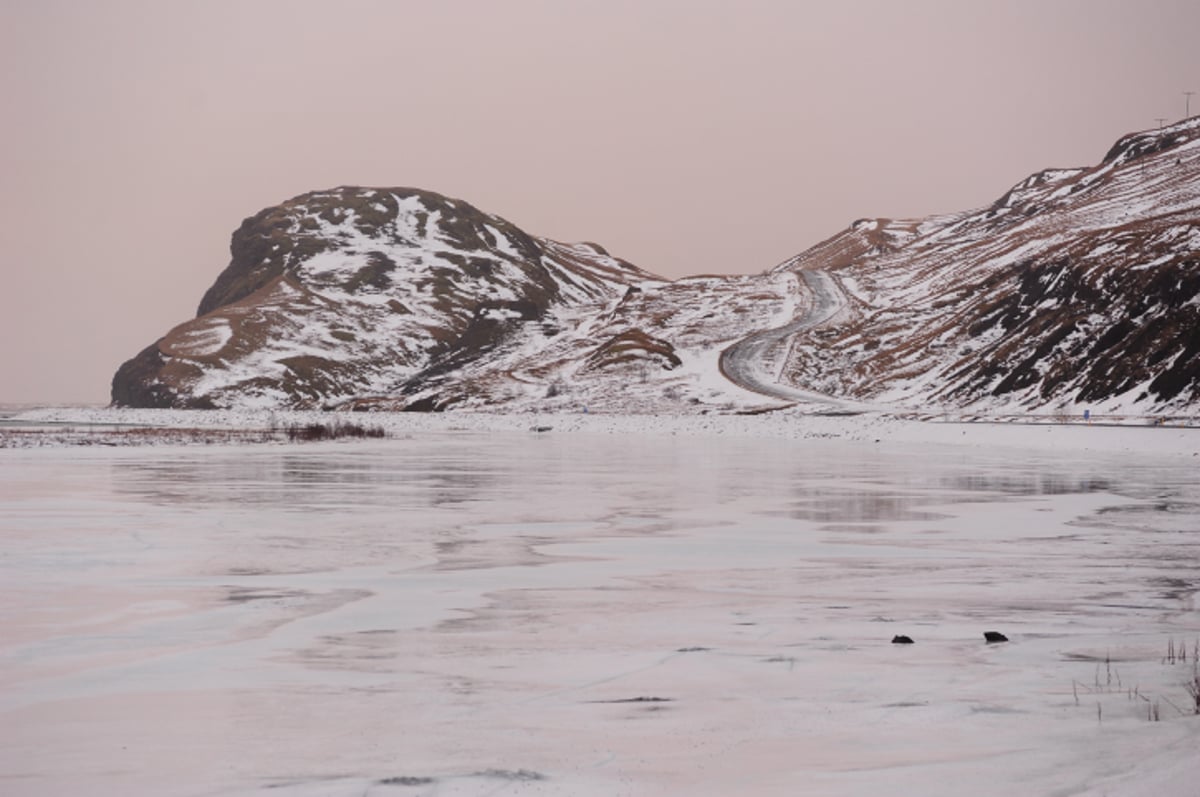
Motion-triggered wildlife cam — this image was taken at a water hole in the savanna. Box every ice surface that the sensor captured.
[1,418,1199,796]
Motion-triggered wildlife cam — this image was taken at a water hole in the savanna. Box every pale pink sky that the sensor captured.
[2,0,1198,404]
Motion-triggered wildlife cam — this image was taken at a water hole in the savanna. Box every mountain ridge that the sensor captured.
[772,117,1200,412]
[112,119,1200,414]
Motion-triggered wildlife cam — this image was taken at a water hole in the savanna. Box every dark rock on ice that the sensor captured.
[378,775,435,786]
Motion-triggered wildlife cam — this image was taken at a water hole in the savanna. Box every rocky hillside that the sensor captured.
[113,120,1200,415]
[774,117,1200,414]
[112,187,661,409]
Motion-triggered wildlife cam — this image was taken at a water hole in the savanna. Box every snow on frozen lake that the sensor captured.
[1,418,1199,796]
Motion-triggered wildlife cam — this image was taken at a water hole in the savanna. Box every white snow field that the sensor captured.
[1,411,1199,796]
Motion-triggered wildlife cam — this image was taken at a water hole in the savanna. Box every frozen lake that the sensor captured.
[2,423,1199,796]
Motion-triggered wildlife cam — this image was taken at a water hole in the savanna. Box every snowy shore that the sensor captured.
[4,405,1199,459]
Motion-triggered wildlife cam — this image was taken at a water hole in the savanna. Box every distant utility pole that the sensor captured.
[1186,91,1196,118]
[1156,117,1169,129]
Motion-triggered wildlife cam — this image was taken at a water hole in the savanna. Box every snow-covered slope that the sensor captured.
[113,120,1200,414]
[775,117,1200,414]
[112,187,659,409]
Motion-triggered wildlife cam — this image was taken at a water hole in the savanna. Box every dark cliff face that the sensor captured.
[110,343,176,408]
[962,249,1199,406]
[110,343,212,409]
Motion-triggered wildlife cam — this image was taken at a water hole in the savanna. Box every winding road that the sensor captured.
[719,270,862,409]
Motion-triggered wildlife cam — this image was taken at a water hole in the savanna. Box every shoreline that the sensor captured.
[3,405,1197,458]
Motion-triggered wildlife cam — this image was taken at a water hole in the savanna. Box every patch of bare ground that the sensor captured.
[585,328,682,371]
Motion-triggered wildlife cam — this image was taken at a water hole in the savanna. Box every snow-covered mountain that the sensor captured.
[774,117,1200,414]
[112,120,1200,414]
[112,187,664,409]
